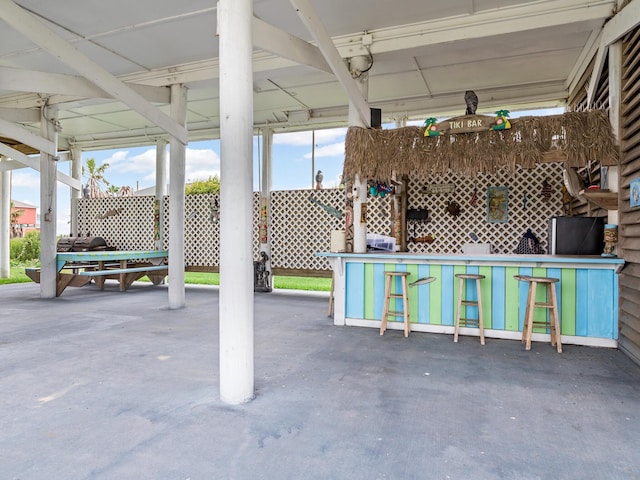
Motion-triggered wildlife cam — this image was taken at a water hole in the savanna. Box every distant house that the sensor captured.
[11,200,38,237]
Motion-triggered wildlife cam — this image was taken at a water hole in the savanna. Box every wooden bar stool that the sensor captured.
[380,271,411,337]
[454,273,486,345]
[515,275,562,353]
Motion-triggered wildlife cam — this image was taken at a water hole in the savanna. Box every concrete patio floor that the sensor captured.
[1,281,639,480]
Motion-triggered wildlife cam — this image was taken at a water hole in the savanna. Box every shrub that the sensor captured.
[186,176,220,195]
[11,231,40,262]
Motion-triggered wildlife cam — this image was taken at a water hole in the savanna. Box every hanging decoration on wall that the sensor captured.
[259,197,269,243]
[470,188,478,207]
[368,180,393,197]
[209,197,219,224]
[308,195,343,219]
[487,186,508,223]
[446,200,462,218]
[630,177,640,208]
[490,110,511,130]
[423,117,442,136]
[96,207,123,220]
[420,183,455,194]
[541,179,552,202]
[464,90,479,115]
[422,109,511,137]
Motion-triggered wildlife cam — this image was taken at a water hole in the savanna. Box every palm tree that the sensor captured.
[106,185,120,197]
[82,158,110,198]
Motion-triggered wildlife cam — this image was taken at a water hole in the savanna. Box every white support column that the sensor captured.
[608,42,621,227]
[219,0,255,405]
[168,85,187,309]
[349,63,369,253]
[70,145,82,236]
[39,107,59,298]
[0,158,9,278]
[155,139,168,198]
[155,138,168,251]
[259,127,273,289]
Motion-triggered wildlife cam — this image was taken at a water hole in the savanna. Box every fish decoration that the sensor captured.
[541,179,552,202]
[470,188,478,207]
[96,207,123,219]
[309,196,343,219]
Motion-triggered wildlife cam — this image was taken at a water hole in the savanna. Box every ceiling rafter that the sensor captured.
[289,0,371,127]
[0,0,188,145]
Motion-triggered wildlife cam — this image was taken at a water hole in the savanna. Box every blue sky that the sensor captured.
[10,126,348,235]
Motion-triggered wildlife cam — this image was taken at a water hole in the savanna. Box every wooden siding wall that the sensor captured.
[569,57,610,217]
[619,25,640,364]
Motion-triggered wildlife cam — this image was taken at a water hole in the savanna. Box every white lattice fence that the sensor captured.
[271,189,345,271]
[77,197,156,250]
[404,163,564,254]
[76,163,563,272]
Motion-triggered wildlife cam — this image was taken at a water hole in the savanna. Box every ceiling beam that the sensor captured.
[0,142,81,189]
[0,107,40,123]
[252,16,332,74]
[0,0,617,106]
[587,0,640,107]
[333,0,614,58]
[0,117,56,156]
[289,0,370,128]
[0,67,171,104]
[0,0,188,145]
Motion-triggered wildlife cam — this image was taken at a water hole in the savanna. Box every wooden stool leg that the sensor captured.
[549,283,562,353]
[476,278,485,345]
[524,282,537,350]
[401,275,410,337]
[521,282,532,343]
[380,275,392,335]
[454,277,464,342]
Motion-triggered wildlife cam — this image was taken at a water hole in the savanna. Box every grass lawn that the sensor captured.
[1,264,331,292]
[182,271,331,291]
[0,265,33,285]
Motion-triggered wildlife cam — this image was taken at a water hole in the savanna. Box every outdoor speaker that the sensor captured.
[370,108,382,128]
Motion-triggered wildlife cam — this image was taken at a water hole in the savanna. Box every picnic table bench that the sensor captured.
[26,250,168,296]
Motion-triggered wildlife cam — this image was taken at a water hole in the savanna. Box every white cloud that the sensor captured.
[303,142,344,159]
[273,131,312,146]
[11,171,39,187]
[185,148,221,183]
[109,148,156,174]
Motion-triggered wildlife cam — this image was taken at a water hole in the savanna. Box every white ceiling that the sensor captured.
[0,0,621,151]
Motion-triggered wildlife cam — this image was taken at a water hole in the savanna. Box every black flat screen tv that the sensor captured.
[548,216,605,255]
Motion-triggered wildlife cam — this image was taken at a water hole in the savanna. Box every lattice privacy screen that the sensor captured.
[403,163,564,254]
[76,162,563,272]
[77,197,156,251]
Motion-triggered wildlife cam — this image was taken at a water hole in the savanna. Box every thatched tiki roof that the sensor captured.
[343,109,619,179]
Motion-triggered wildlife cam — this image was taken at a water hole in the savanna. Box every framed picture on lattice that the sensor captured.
[487,186,508,223]
[631,177,640,209]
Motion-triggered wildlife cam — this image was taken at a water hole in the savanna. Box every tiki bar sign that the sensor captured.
[424,110,511,136]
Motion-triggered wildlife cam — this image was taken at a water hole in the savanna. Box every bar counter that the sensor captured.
[317,252,625,348]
